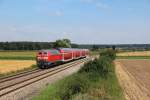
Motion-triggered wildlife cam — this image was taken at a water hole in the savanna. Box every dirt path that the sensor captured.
[115,60,150,100]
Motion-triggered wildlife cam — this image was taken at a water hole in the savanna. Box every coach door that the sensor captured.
[63,50,72,61]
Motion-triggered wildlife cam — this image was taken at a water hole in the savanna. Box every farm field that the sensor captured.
[0,60,36,74]
[0,51,36,60]
[115,60,150,100]
[117,51,150,56]
[116,51,150,59]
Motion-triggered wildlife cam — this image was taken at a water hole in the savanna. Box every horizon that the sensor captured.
[0,0,150,44]
[1,41,150,45]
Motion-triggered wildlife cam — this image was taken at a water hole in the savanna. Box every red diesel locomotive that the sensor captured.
[36,48,89,68]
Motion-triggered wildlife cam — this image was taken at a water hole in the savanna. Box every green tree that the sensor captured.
[63,39,71,45]
[112,45,116,50]
[53,39,71,48]
[71,43,79,48]
[92,45,99,50]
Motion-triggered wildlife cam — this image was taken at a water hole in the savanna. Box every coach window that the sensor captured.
[50,50,59,55]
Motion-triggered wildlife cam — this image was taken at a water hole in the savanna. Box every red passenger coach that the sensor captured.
[36,48,89,69]
[57,48,73,61]
[74,49,81,59]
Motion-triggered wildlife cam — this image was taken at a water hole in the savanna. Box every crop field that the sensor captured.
[0,51,36,60]
[0,60,36,74]
[117,51,150,56]
[115,60,150,100]
[116,51,150,59]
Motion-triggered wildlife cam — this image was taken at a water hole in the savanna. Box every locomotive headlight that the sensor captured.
[43,57,48,60]
[38,57,41,59]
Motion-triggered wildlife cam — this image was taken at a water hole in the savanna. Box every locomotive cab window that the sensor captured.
[50,50,59,55]
[44,52,47,55]
[38,52,42,55]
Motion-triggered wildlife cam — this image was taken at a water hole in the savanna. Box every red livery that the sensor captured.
[36,48,89,69]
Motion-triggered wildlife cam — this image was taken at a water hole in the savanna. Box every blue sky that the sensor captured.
[0,0,150,44]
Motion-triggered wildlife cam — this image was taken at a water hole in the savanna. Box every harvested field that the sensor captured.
[117,51,150,56]
[0,60,36,74]
[115,60,150,100]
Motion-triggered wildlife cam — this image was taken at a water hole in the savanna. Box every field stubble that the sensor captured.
[117,51,150,56]
[115,60,150,100]
[0,60,36,74]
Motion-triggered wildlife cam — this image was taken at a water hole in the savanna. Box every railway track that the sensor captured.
[0,68,41,83]
[0,58,89,97]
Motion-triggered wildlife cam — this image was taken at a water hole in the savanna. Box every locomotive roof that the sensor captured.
[39,49,58,52]
[39,48,89,52]
[57,48,83,51]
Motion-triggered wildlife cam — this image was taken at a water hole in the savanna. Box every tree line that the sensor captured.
[0,39,150,50]
[0,42,53,50]
[0,39,79,50]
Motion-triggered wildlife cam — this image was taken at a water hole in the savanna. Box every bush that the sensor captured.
[79,60,99,73]
[57,73,89,100]
[79,56,113,78]
[100,49,116,60]
[98,56,113,77]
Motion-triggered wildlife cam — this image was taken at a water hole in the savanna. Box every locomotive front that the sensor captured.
[36,49,62,68]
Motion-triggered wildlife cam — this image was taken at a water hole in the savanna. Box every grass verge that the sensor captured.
[33,50,123,100]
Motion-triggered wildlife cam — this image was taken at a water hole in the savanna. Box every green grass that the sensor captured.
[117,56,150,59]
[33,73,123,100]
[33,73,89,100]
[0,51,36,60]
[33,50,123,100]
[90,51,99,56]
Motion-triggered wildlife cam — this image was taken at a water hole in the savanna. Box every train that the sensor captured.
[36,48,89,69]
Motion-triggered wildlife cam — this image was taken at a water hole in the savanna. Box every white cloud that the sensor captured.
[80,0,110,10]
[34,0,64,17]
[96,2,109,9]
[0,25,51,34]
[48,10,64,17]
[34,5,64,17]
[80,0,95,3]
[127,7,134,12]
